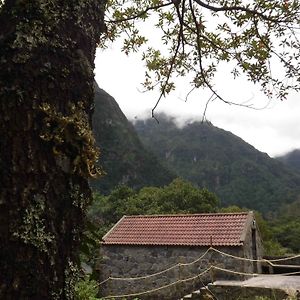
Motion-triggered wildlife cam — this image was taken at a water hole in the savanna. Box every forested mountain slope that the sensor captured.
[276,149,300,174]
[134,114,300,214]
[90,84,175,194]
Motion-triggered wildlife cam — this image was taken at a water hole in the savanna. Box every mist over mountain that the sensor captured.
[276,149,300,174]
[90,84,175,194]
[133,114,300,214]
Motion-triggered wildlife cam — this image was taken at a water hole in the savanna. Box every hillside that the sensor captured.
[276,149,300,174]
[90,84,175,194]
[133,114,300,214]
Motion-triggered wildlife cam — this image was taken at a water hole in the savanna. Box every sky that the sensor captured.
[94,45,300,158]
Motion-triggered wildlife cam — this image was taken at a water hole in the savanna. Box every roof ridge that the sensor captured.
[123,212,251,218]
[102,215,126,240]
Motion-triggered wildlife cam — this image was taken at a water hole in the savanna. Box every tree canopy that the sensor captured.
[101,0,300,113]
[89,178,219,226]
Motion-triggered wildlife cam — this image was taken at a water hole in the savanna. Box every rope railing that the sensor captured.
[98,246,300,286]
[100,264,300,299]
[99,247,212,285]
[213,265,300,277]
[101,266,213,299]
[101,279,181,299]
[211,247,300,264]
[263,253,300,262]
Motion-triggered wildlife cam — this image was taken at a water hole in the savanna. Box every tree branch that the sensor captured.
[188,0,228,104]
[253,17,299,79]
[151,2,185,119]
[193,0,276,22]
[106,1,173,23]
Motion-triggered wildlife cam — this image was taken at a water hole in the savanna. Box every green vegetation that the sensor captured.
[220,206,287,256]
[134,114,300,214]
[89,178,219,229]
[223,200,300,255]
[220,201,300,255]
[90,84,175,194]
[277,149,300,174]
[269,199,300,253]
[75,276,100,300]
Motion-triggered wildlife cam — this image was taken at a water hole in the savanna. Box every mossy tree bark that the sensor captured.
[0,1,105,299]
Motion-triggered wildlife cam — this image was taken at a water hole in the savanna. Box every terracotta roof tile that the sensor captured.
[102,212,252,246]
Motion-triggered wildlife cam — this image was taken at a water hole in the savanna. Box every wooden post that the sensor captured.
[210,236,215,283]
[107,271,112,297]
[178,256,184,296]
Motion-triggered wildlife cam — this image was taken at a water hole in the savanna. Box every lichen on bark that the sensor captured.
[12,194,54,252]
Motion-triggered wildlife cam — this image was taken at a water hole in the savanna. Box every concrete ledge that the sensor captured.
[206,283,291,300]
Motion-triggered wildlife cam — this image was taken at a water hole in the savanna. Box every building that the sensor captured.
[98,212,263,299]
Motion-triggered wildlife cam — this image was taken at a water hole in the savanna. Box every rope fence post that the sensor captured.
[209,236,215,283]
[178,257,183,295]
[179,258,182,281]
[107,271,112,297]
[145,272,151,296]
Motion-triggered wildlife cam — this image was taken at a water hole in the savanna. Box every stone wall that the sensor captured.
[98,244,257,299]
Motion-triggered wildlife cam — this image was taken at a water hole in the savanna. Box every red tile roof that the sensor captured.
[102,212,252,246]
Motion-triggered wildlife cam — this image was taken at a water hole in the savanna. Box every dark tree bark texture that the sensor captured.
[0,1,105,299]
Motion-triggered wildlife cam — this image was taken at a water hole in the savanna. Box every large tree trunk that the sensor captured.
[0,1,105,299]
